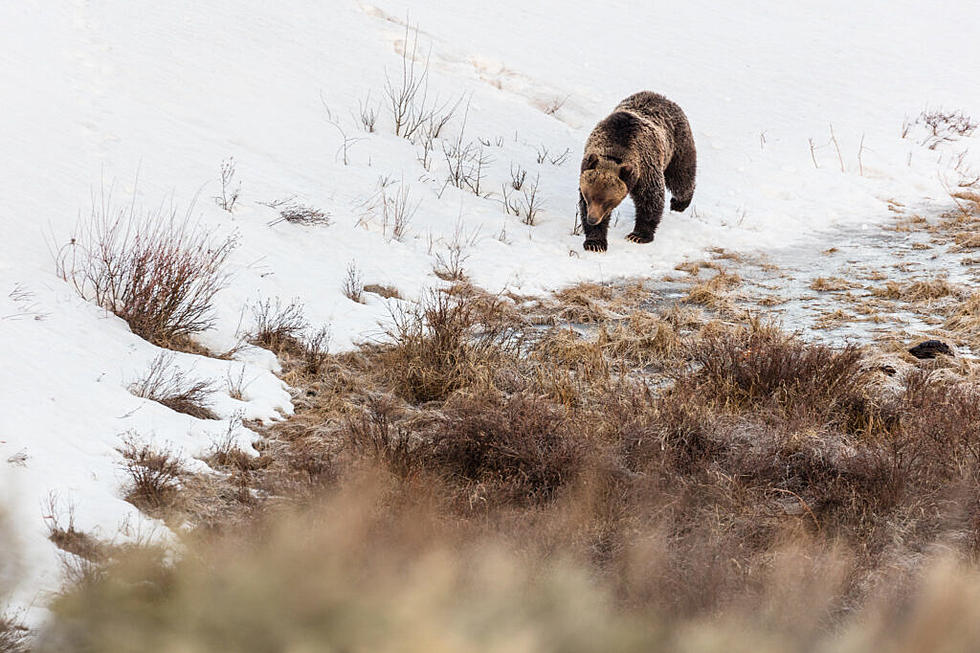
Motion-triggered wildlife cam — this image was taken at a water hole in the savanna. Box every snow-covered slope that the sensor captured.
[2,0,979,622]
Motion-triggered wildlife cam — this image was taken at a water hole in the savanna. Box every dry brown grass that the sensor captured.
[600,312,679,366]
[954,231,980,249]
[872,278,960,302]
[552,282,617,322]
[683,270,742,312]
[810,276,858,292]
[43,498,107,564]
[675,259,721,276]
[363,283,402,299]
[814,308,852,329]
[944,292,980,351]
[369,290,521,404]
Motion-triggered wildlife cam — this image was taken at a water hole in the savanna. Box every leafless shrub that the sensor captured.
[384,22,430,139]
[520,173,543,225]
[433,223,479,282]
[205,414,250,470]
[444,140,491,195]
[510,162,527,190]
[533,144,570,166]
[548,147,571,166]
[55,191,236,347]
[827,124,846,172]
[500,184,521,216]
[497,224,509,244]
[346,393,418,477]
[225,365,249,401]
[213,157,241,212]
[356,91,379,132]
[129,353,218,419]
[342,262,364,303]
[905,109,978,149]
[382,22,460,142]
[42,494,105,563]
[267,201,332,227]
[304,326,331,375]
[117,437,183,513]
[249,297,308,355]
[204,419,260,505]
[380,181,419,242]
[542,95,569,116]
[478,136,504,147]
[322,100,362,166]
[423,100,459,141]
[808,137,820,168]
[417,131,436,171]
[425,392,585,506]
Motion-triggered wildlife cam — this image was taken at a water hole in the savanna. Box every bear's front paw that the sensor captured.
[626,231,654,244]
[670,197,692,212]
[583,239,608,252]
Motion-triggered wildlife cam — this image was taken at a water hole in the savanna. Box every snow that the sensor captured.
[1,0,979,624]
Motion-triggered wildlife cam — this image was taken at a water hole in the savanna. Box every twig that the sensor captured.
[829,123,845,173]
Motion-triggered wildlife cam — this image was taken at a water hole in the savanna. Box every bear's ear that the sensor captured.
[581,153,599,172]
[618,164,637,189]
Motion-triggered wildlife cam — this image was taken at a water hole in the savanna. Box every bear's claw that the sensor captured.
[583,239,608,252]
[626,232,654,244]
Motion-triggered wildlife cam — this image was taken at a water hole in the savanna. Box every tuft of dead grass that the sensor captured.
[600,312,679,367]
[810,276,858,292]
[552,282,617,323]
[683,271,742,312]
[872,278,960,302]
[363,283,402,299]
[129,353,217,419]
[43,496,107,564]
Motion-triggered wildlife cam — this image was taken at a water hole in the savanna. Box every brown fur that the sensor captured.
[579,91,697,252]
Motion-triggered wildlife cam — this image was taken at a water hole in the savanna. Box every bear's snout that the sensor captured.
[586,206,606,225]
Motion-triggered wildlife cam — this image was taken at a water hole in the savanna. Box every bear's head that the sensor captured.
[579,153,635,225]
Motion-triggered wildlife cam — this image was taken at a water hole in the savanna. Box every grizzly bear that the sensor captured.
[579,91,696,252]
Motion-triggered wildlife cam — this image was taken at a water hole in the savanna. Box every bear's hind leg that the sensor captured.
[665,144,696,212]
[626,176,664,244]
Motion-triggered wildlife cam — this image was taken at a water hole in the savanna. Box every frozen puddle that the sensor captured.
[627,211,978,355]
